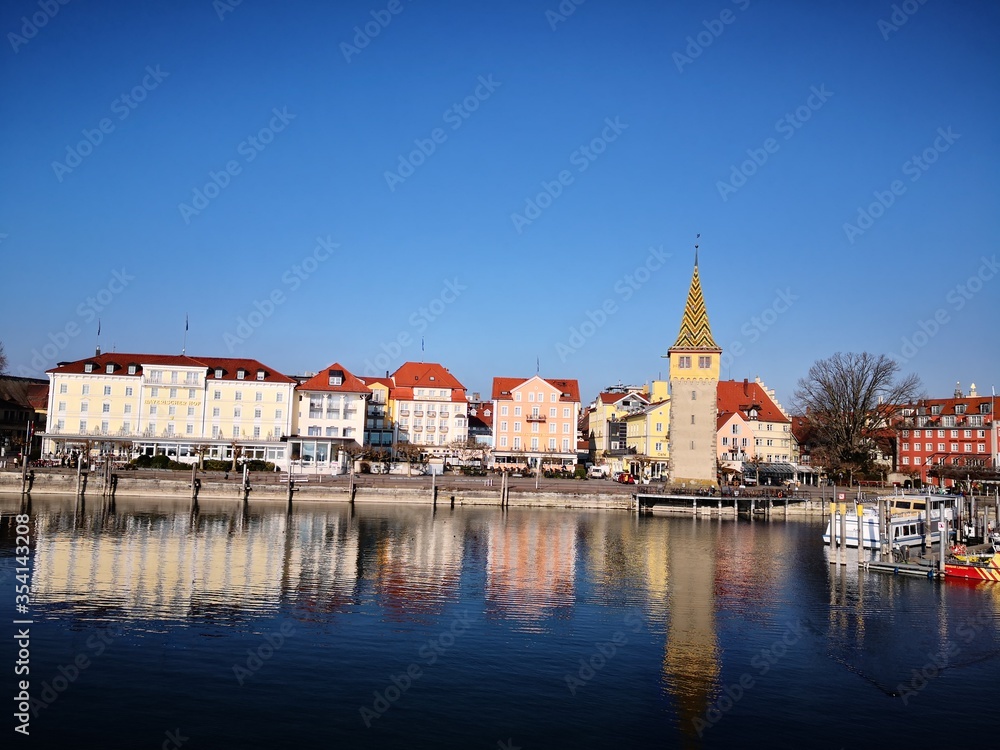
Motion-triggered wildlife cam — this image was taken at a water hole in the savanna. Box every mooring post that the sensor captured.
[431,470,437,507]
[76,457,84,498]
[839,503,848,566]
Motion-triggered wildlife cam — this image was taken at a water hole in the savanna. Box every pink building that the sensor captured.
[491,376,580,469]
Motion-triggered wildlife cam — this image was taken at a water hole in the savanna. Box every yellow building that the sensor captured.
[624,398,670,479]
[586,388,648,469]
[358,376,394,448]
[43,352,296,467]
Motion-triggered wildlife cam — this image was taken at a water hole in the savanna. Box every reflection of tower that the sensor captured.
[667,242,721,486]
[662,522,719,743]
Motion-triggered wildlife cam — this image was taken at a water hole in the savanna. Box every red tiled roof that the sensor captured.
[491,376,581,402]
[359,377,393,389]
[597,391,647,406]
[717,380,789,423]
[27,383,49,411]
[468,403,493,428]
[392,361,465,389]
[46,353,296,383]
[297,363,370,393]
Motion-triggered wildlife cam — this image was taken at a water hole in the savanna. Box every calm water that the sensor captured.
[2,494,999,750]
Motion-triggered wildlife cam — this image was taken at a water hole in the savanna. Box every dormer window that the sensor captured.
[105,363,115,374]
[215,369,223,379]
[328,370,343,387]
[955,404,966,415]
[236,369,246,380]
[128,364,137,375]
[256,369,265,381]
[84,363,95,373]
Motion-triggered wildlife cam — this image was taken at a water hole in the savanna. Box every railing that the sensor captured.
[413,425,423,432]
[526,414,546,422]
[440,426,449,433]
[398,409,410,416]
[413,410,424,417]
[426,426,436,433]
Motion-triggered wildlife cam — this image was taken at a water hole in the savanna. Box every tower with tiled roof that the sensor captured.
[666,244,721,486]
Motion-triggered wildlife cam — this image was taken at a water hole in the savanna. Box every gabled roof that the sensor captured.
[717,380,790,423]
[669,260,720,351]
[597,391,649,407]
[392,361,465,390]
[359,377,393,389]
[491,375,580,403]
[46,353,296,383]
[296,363,370,393]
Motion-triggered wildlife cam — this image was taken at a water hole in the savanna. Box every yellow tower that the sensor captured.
[666,248,721,486]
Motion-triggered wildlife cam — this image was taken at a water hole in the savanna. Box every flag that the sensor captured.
[185,314,189,331]
[421,337,424,352]
[97,319,101,336]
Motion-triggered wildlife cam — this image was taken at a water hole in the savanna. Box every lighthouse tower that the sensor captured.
[666,248,721,487]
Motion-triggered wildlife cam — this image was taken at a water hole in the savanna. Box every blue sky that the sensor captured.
[2,0,998,407]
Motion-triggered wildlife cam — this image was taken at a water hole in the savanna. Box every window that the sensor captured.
[102,385,111,396]
[102,403,110,414]
[902,443,909,451]
[275,409,283,420]
[563,407,570,418]
[80,402,89,413]
[215,369,223,379]
[563,423,570,434]
[253,426,261,438]
[232,426,240,437]
[514,423,522,432]
[128,365,137,375]
[925,443,932,451]
[690,415,695,424]
[531,438,538,450]
[235,391,242,401]
[186,424,194,434]
[979,444,986,453]
[236,370,246,380]
[655,442,663,452]
[549,438,556,450]
[122,421,130,433]
[188,389,196,399]
[955,404,966,414]
[514,407,521,416]
[58,401,66,411]
[678,356,691,368]
[963,429,971,438]
[515,393,521,402]
[691,390,696,401]
[149,405,157,415]
[913,429,921,437]
[655,422,663,432]
[84,363,94,373]
[256,370,265,381]
[930,405,941,415]
[234,408,242,418]
[124,404,132,414]
[528,392,534,402]
[563,439,570,451]
[501,405,508,416]
[150,387,158,397]
[170,371,178,384]
[212,407,220,417]
[698,356,711,368]
[914,457,921,465]
[254,408,262,419]
[500,436,508,448]
[187,406,195,417]
[550,407,557,417]
[82,385,90,395]
[59,383,67,394]
[79,420,87,433]
[500,421,508,432]
[550,393,557,403]
[722,437,728,446]
[276,392,284,403]
[255,392,263,402]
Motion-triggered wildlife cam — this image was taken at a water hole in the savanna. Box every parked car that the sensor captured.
[616,472,636,484]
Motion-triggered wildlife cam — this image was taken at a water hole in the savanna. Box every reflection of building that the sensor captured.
[42,353,296,467]
[372,516,465,616]
[667,255,721,486]
[485,515,576,624]
[30,506,359,619]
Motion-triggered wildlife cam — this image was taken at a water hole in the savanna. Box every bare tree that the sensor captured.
[447,437,491,468]
[392,441,425,477]
[0,340,7,374]
[793,352,921,484]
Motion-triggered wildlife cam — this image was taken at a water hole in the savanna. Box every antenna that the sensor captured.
[694,233,700,266]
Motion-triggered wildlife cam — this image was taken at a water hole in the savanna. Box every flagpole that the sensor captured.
[183,314,188,355]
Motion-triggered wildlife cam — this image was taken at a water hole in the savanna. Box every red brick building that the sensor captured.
[893,384,997,487]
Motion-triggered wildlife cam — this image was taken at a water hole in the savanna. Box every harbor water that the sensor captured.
[3,494,998,749]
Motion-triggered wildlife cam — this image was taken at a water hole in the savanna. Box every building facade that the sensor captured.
[43,353,295,467]
[666,258,721,486]
[359,377,394,449]
[390,362,469,456]
[491,376,580,468]
[893,384,997,487]
[290,363,369,472]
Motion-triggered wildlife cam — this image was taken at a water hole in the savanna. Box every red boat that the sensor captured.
[945,551,1000,581]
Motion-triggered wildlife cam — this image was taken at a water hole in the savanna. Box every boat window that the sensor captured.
[894,528,900,538]
[896,501,910,510]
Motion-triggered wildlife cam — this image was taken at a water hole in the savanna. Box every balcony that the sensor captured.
[413,425,423,432]
[398,409,410,416]
[439,426,449,433]
[413,410,424,417]
[426,425,436,433]
[426,411,436,418]
[526,414,547,423]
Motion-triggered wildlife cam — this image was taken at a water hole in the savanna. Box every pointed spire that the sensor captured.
[670,240,720,351]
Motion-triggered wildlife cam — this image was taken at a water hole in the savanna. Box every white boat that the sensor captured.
[822,496,955,549]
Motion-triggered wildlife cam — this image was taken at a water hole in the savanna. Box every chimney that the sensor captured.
[743,378,748,396]
[95,346,101,356]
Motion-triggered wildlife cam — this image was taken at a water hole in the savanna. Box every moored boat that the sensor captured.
[945,552,1000,581]
[822,495,954,549]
